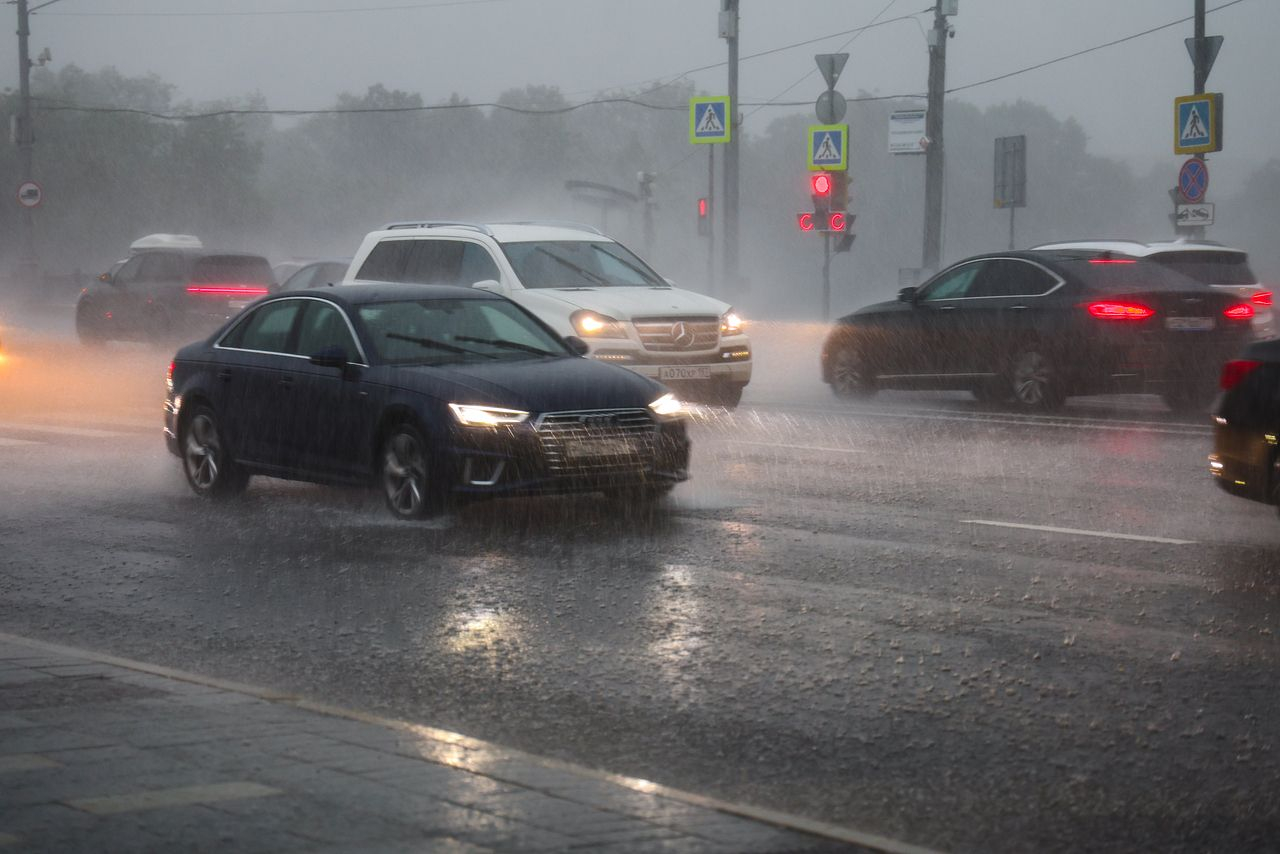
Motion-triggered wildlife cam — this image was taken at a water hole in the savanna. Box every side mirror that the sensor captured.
[97,272,113,284]
[471,279,502,293]
[897,286,918,303]
[563,335,590,357]
[308,345,348,369]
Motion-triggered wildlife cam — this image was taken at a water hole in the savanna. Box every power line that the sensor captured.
[33,0,518,16]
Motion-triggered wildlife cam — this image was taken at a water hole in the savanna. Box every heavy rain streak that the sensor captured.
[0,2,1277,853]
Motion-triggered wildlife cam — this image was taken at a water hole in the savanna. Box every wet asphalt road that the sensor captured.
[1,314,1277,853]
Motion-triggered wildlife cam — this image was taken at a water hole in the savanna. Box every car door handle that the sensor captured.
[938,305,957,310]
[277,376,294,388]
[1006,305,1029,311]
[216,369,232,381]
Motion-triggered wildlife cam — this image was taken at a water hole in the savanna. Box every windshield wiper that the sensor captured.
[588,244,665,286]
[384,332,495,359]
[533,246,610,286]
[454,336,563,357]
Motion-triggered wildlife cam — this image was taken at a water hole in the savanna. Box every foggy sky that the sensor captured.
[2,0,1277,195]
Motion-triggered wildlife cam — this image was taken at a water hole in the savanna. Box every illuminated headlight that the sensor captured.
[720,309,744,335]
[648,392,686,418]
[571,310,628,339]
[448,403,530,427]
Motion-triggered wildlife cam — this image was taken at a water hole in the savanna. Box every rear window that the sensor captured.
[1057,257,1206,294]
[1146,251,1257,286]
[193,255,275,285]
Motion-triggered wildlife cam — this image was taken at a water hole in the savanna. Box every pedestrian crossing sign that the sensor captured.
[689,97,731,144]
[1174,93,1222,155]
[808,124,848,170]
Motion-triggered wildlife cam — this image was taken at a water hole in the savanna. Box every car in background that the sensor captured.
[342,221,751,407]
[820,248,1256,412]
[1209,338,1280,518]
[1034,240,1272,339]
[77,235,275,345]
[164,283,690,519]
[277,259,349,292]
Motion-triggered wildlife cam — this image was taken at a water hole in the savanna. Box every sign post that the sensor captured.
[689,96,730,293]
[16,180,42,208]
[993,135,1026,251]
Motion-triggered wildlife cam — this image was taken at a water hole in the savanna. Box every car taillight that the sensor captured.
[166,360,175,391]
[1088,258,1137,265]
[1085,301,1155,321]
[1223,303,1254,320]
[1251,290,1273,307]
[1220,359,1262,391]
[185,284,270,296]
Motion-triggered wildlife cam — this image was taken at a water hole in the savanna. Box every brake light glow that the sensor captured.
[1086,301,1155,321]
[1251,291,1273,307]
[1220,359,1262,391]
[185,284,270,296]
[1088,258,1137,265]
[166,360,175,392]
[1223,303,1254,320]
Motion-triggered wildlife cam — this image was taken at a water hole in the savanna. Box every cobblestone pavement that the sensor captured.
[0,633,915,853]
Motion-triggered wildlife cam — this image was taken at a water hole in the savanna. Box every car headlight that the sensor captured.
[648,392,687,418]
[720,309,744,335]
[571,310,628,339]
[448,403,530,427]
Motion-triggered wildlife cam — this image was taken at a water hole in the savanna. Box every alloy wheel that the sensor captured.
[184,413,222,491]
[382,429,431,519]
[1010,350,1055,408]
[831,346,874,398]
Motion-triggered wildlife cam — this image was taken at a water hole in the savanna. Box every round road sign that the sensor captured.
[815,90,847,124]
[16,180,42,208]
[1178,158,1208,204]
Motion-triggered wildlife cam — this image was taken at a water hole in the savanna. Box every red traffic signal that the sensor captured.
[828,212,847,232]
[697,197,711,237]
[811,173,833,196]
[697,197,709,218]
[797,212,816,232]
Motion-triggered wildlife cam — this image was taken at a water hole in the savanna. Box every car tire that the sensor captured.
[830,345,877,399]
[1007,346,1064,410]
[75,301,107,346]
[181,404,249,499]
[380,422,443,520]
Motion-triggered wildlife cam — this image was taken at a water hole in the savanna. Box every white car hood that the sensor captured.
[512,286,729,321]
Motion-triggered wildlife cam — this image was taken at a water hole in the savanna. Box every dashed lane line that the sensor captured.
[963,519,1196,545]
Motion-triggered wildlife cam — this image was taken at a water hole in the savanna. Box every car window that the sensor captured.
[458,244,501,286]
[501,241,665,288]
[139,253,184,283]
[293,300,360,360]
[356,241,407,281]
[357,298,568,365]
[1147,251,1257,286]
[193,255,275,286]
[280,265,319,291]
[400,240,465,285]
[1066,257,1205,293]
[970,259,1058,298]
[919,262,983,301]
[220,299,302,353]
[113,256,145,285]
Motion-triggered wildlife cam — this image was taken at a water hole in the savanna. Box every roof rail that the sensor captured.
[1030,239,1141,248]
[491,220,604,236]
[381,221,494,236]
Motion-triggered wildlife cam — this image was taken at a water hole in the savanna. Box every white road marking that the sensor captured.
[0,422,144,439]
[963,519,1196,545]
[724,440,866,455]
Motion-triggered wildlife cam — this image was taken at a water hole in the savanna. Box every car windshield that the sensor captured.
[501,240,667,288]
[1147,251,1257,286]
[357,297,570,366]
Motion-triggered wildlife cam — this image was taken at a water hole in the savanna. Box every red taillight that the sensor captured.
[1088,258,1137,265]
[1223,303,1254,320]
[185,284,270,296]
[1220,359,1262,391]
[1251,290,1273,307]
[166,360,175,386]
[1086,301,1155,321]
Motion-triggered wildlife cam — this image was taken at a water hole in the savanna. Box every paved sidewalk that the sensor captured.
[0,633,904,853]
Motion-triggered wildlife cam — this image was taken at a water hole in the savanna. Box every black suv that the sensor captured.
[77,237,274,345]
[820,249,1256,411]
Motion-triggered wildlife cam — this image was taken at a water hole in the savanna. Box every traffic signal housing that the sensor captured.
[697,197,711,237]
[810,172,833,214]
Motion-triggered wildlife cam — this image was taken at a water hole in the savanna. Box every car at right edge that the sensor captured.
[820,247,1255,412]
[1209,338,1280,518]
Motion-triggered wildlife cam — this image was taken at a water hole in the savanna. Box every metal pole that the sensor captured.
[721,0,740,296]
[1190,0,1207,239]
[822,233,831,320]
[707,145,716,296]
[1008,206,1015,251]
[16,0,37,282]
[922,1,947,273]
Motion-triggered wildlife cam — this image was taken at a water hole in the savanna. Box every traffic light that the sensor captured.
[829,170,849,214]
[810,172,833,214]
[697,197,711,237]
[797,212,815,231]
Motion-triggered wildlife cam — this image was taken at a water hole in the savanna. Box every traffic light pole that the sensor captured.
[822,233,831,321]
[922,1,948,274]
[721,0,740,297]
[707,146,716,295]
[1190,0,1207,240]
[16,0,37,281]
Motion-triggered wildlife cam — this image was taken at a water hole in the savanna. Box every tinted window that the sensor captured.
[357,298,568,365]
[402,241,465,284]
[920,262,982,301]
[502,241,664,288]
[356,242,408,281]
[221,300,301,353]
[114,256,144,285]
[193,255,274,286]
[139,253,187,282]
[1147,251,1256,286]
[971,259,1059,298]
[458,244,501,285]
[1062,257,1204,293]
[293,301,360,360]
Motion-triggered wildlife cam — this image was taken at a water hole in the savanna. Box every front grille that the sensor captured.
[633,316,720,352]
[534,408,658,474]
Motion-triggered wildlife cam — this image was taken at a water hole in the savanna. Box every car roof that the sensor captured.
[1031,239,1247,257]
[371,220,609,243]
[279,282,501,307]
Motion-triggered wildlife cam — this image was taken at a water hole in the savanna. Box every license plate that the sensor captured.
[659,366,712,381]
[565,437,636,459]
[1165,316,1214,331]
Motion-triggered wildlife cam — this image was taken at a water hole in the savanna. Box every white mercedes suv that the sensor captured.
[343,221,752,406]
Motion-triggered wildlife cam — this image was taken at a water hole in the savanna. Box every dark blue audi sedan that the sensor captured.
[163,283,690,519]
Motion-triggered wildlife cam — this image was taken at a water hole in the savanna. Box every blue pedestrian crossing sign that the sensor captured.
[1173,93,1222,155]
[808,124,848,170]
[689,97,731,144]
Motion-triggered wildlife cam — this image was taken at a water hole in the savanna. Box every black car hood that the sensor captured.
[385,356,666,413]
